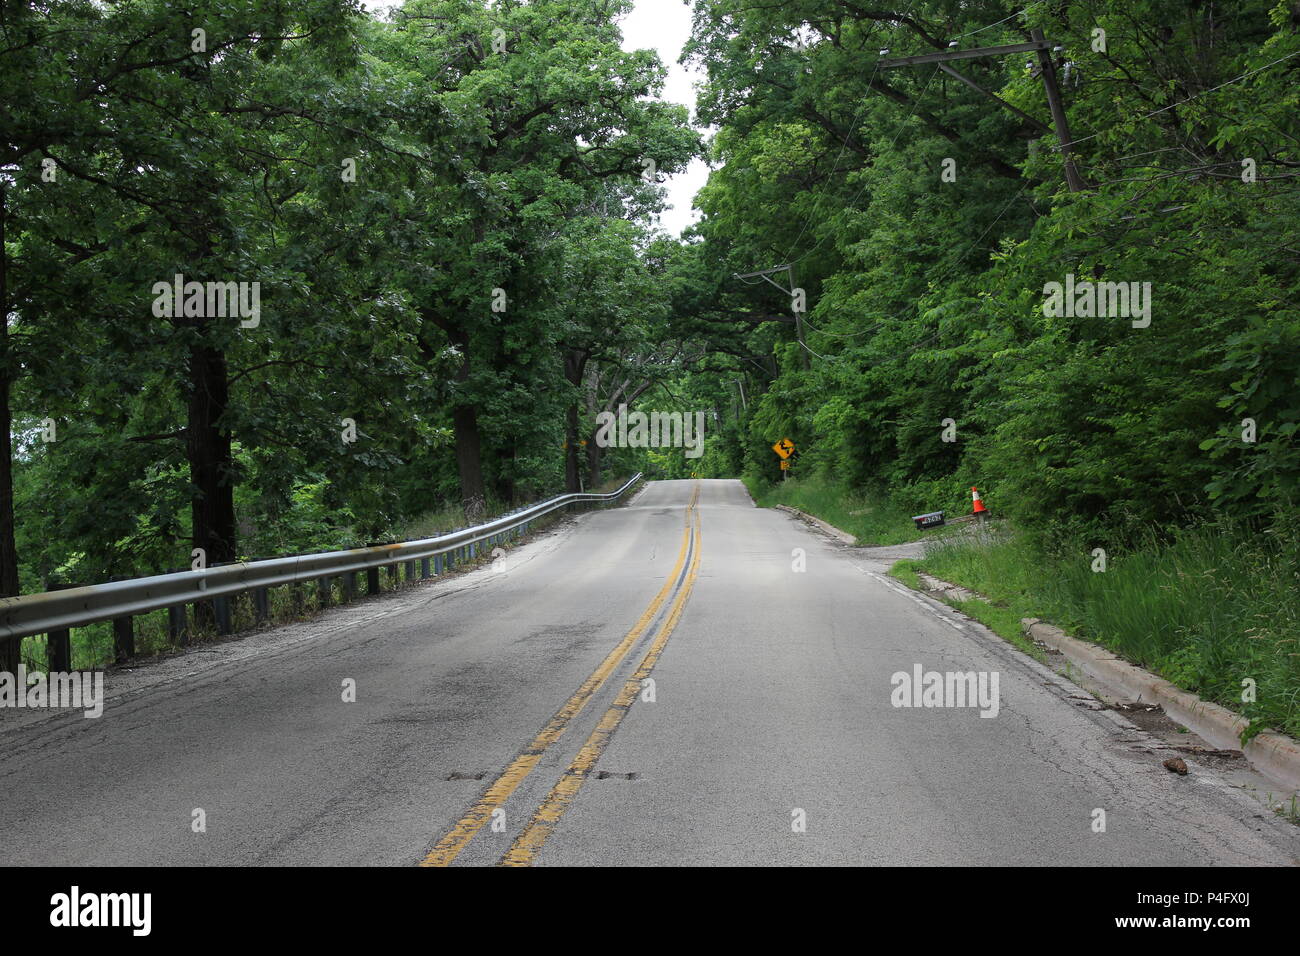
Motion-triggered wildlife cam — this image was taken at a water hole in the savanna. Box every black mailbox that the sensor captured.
[911,511,945,530]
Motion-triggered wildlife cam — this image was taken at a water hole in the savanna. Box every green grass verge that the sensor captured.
[888,558,1044,661]
[888,558,924,590]
[892,521,1300,741]
[741,475,922,546]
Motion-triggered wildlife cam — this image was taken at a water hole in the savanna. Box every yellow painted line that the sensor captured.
[499,507,702,866]
[419,487,698,867]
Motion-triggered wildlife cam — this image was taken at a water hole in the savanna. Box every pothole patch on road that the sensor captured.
[594,771,638,780]
[446,771,489,781]
[1105,702,1247,771]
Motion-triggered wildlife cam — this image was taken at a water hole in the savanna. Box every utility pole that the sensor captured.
[732,264,811,370]
[1030,28,1087,193]
[876,30,1087,193]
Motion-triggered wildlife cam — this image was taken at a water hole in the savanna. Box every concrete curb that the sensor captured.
[917,572,985,603]
[774,505,857,545]
[775,498,1300,793]
[1022,617,1300,792]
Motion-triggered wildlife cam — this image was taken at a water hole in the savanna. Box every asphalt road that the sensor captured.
[1,479,1296,866]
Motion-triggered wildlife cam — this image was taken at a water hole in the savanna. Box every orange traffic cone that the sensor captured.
[971,486,988,519]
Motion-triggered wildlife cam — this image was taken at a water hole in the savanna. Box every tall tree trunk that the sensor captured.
[584,367,603,488]
[493,469,515,508]
[563,350,587,493]
[187,339,237,566]
[449,325,487,523]
[417,313,488,522]
[0,187,21,673]
[565,402,580,493]
[586,434,603,488]
[454,403,486,523]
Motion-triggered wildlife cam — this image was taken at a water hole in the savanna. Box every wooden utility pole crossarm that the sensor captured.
[875,31,1087,193]
[732,265,810,369]
[935,63,1050,135]
[875,40,1048,69]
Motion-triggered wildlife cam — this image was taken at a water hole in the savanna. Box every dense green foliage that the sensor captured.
[0,0,702,630]
[687,0,1300,542]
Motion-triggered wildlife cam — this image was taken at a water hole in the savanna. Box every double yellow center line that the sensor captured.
[421,482,701,867]
[500,504,701,865]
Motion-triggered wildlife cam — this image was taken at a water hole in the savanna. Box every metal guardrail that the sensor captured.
[0,473,644,648]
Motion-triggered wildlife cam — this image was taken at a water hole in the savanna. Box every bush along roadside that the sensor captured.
[891,518,1300,743]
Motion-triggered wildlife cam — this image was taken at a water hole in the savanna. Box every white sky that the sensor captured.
[359,0,710,237]
[619,0,709,236]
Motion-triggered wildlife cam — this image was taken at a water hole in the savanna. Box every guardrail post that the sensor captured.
[434,553,444,574]
[108,575,135,663]
[366,565,380,595]
[318,577,332,608]
[253,587,270,623]
[405,559,416,585]
[213,595,232,635]
[112,616,134,663]
[342,572,355,603]
[421,557,430,579]
[47,624,71,671]
[45,582,73,671]
[168,603,188,647]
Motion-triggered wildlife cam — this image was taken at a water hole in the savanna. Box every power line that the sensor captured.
[777,0,920,262]
[746,21,1299,365]
[950,7,1030,41]
[777,5,1050,266]
[1061,49,1300,151]
[785,64,943,270]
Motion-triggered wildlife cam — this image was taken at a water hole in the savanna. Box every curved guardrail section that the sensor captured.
[0,473,644,643]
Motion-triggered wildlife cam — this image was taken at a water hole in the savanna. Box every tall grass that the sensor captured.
[19,574,411,672]
[917,520,1300,739]
[393,503,472,540]
[742,475,921,545]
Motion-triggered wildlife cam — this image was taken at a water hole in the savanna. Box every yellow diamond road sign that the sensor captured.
[772,438,795,460]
